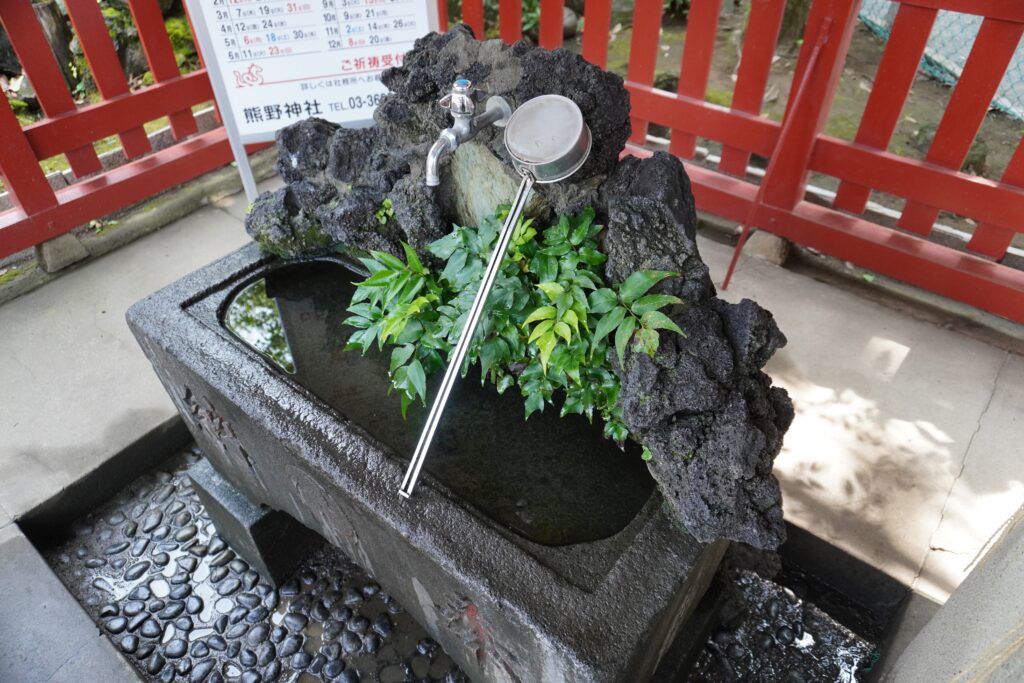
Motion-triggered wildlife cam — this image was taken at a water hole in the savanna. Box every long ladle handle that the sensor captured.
[399,171,536,498]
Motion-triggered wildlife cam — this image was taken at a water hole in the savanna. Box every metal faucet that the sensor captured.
[425,79,512,186]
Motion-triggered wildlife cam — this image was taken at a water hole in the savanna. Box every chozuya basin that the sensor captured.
[504,94,593,183]
[399,93,594,498]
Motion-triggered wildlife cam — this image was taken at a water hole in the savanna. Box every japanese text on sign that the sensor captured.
[190,0,435,141]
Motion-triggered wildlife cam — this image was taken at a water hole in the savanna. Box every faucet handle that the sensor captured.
[439,78,476,117]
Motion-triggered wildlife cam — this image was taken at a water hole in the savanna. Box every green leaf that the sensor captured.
[631,294,682,315]
[427,231,461,259]
[636,327,660,357]
[537,332,557,373]
[614,316,636,367]
[401,242,425,274]
[554,321,572,345]
[569,209,594,245]
[389,344,415,373]
[358,269,395,287]
[524,392,545,419]
[536,282,564,301]
[522,306,556,327]
[562,309,580,336]
[528,319,554,343]
[618,270,678,304]
[407,359,427,402]
[374,251,406,271]
[496,374,515,395]
[641,447,653,461]
[535,254,558,282]
[641,310,685,336]
[588,288,618,315]
[592,306,626,347]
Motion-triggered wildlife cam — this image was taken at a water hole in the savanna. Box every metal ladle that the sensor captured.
[399,94,593,498]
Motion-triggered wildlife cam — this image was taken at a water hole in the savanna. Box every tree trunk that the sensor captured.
[33,0,76,89]
[779,0,812,46]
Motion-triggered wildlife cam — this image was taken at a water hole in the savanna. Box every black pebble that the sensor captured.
[291,651,312,669]
[237,593,261,609]
[246,623,270,645]
[140,619,162,639]
[120,634,139,653]
[190,659,216,683]
[165,639,187,658]
[123,561,150,581]
[341,630,361,654]
[186,596,203,615]
[372,614,393,637]
[283,613,308,631]
[145,653,165,675]
[776,626,795,645]
[322,659,345,679]
[278,634,303,658]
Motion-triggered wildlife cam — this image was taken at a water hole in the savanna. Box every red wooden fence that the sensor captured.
[1,0,1022,324]
[0,0,233,260]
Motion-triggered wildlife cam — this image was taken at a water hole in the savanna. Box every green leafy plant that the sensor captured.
[342,207,686,450]
[374,198,394,225]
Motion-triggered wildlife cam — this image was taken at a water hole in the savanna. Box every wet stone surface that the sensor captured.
[686,571,877,682]
[43,447,466,683]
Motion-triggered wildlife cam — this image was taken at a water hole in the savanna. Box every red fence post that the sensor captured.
[498,0,523,43]
[461,0,485,38]
[718,0,786,176]
[897,17,1024,235]
[832,3,937,214]
[626,0,663,145]
[580,0,613,68]
[539,0,565,49]
[64,0,152,159]
[967,139,1024,260]
[0,98,58,216]
[0,0,102,178]
[759,0,859,211]
[126,0,199,140]
[669,0,722,159]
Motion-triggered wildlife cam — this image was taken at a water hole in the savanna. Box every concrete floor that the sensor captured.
[0,178,1020,617]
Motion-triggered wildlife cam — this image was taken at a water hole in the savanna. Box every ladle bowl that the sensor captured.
[504,94,592,183]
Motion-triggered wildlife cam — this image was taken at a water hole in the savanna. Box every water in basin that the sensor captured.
[223,260,656,547]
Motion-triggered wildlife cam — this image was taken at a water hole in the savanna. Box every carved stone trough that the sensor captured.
[128,244,726,682]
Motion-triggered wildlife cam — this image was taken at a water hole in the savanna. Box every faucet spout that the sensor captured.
[424,79,512,187]
[425,131,456,187]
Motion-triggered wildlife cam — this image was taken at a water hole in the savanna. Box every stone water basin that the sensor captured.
[223,258,656,548]
[128,244,725,682]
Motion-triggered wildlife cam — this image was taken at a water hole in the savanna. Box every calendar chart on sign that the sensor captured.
[189,0,437,141]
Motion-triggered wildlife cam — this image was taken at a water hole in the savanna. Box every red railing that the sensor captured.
[452,0,1024,322]
[1,0,1022,323]
[0,0,235,260]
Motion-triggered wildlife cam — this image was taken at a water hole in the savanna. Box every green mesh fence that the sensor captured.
[859,0,1024,121]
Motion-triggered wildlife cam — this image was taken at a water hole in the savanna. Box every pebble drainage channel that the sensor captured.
[686,570,877,682]
[42,447,466,683]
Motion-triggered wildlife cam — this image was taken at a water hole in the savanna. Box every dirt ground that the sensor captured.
[562,4,1024,244]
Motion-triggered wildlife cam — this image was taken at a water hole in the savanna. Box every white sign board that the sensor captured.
[185,0,438,197]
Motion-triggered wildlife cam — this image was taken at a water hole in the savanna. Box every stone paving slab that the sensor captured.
[0,206,252,520]
[706,240,1022,602]
[0,523,140,683]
